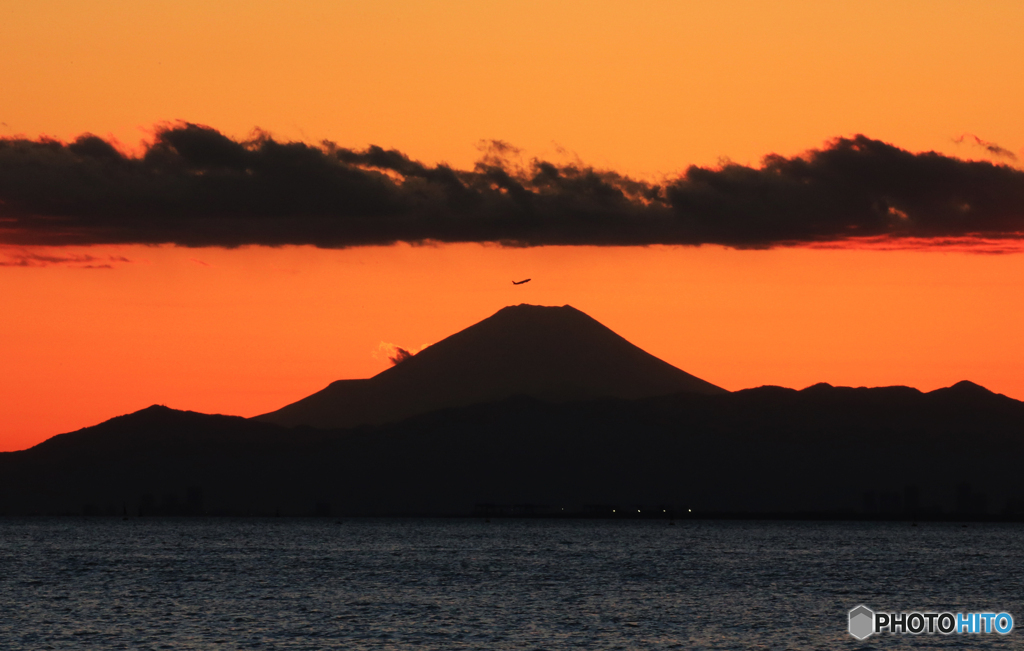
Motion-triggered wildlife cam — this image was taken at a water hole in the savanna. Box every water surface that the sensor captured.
[0,518,1020,649]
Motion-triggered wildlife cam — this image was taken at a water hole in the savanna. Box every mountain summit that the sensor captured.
[255,304,725,429]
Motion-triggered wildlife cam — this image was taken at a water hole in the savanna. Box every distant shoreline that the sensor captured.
[4,513,1024,524]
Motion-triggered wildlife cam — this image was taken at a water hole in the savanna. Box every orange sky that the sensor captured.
[3,0,1022,174]
[2,1,1023,450]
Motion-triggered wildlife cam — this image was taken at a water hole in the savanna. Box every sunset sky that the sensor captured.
[2,0,1024,451]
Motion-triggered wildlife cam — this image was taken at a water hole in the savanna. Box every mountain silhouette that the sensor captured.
[256,304,725,428]
[5,306,1022,519]
[3,382,1024,518]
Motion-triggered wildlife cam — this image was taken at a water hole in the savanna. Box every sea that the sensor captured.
[0,518,1021,650]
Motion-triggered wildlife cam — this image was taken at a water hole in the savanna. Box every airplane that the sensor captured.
[512,278,531,285]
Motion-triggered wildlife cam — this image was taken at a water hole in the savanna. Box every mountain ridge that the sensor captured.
[3,381,1023,518]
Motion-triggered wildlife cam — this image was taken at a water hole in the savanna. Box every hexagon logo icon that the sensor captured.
[849,605,874,640]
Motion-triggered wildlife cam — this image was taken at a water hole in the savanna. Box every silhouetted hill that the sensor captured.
[255,304,725,428]
[2,382,1023,518]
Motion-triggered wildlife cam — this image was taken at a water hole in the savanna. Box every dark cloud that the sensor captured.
[0,249,127,268]
[954,134,1018,161]
[2,123,1024,249]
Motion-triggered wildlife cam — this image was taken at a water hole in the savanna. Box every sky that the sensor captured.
[2,0,1024,451]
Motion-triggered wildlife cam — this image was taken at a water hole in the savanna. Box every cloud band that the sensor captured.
[1,124,1022,249]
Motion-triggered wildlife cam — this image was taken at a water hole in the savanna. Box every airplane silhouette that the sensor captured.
[512,278,531,285]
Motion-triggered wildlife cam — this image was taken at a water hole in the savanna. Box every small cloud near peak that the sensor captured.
[374,341,429,366]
